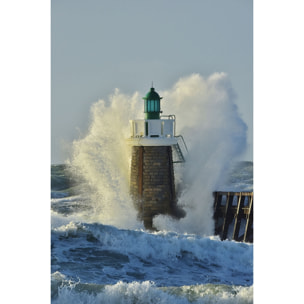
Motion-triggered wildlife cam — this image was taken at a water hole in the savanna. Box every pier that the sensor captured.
[213,191,253,243]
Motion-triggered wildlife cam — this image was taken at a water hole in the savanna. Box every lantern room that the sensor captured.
[143,87,162,120]
[127,86,180,147]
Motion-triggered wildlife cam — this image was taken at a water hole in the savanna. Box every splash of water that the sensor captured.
[154,73,247,235]
[70,73,247,234]
[70,89,142,229]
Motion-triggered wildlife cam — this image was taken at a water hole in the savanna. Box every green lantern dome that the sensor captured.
[143,87,162,119]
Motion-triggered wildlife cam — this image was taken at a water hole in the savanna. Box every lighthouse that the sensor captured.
[128,86,187,229]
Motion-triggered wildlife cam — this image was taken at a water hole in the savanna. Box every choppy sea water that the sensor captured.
[51,162,253,303]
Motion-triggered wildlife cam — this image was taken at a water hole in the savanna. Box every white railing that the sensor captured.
[130,116,176,138]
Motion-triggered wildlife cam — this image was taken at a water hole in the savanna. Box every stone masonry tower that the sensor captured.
[128,86,186,229]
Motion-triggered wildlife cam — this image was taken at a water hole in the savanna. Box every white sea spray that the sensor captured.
[51,277,253,304]
[153,73,247,235]
[70,73,247,235]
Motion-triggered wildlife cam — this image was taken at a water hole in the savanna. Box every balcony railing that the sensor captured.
[130,116,176,139]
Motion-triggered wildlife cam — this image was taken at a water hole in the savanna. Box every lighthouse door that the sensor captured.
[148,120,161,137]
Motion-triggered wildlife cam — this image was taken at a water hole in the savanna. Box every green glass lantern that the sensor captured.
[143,87,162,119]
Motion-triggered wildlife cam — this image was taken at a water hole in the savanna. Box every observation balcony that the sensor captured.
[127,115,178,146]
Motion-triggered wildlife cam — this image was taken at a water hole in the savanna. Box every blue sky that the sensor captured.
[51,0,253,163]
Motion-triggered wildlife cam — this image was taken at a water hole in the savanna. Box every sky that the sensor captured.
[51,0,253,164]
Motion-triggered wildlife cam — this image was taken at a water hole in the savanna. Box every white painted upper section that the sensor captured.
[127,116,178,146]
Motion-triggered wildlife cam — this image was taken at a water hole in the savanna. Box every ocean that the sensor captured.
[51,161,253,303]
[51,76,254,303]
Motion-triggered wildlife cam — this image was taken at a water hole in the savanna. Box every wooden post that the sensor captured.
[232,194,245,241]
[221,193,234,240]
[244,195,253,242]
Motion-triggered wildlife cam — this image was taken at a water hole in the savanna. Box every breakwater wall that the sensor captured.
[213,191,253,243]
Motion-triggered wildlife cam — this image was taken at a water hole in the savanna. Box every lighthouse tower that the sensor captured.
[128,86,186,229]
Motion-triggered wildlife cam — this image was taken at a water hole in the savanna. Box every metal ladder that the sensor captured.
[172,135,188,163]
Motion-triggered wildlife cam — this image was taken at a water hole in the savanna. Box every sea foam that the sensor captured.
[51,274,253,304]
[52,222,253,279]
